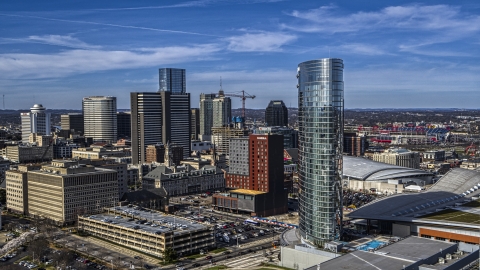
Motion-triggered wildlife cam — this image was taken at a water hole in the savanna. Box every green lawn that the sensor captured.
[210,247,228,254]
[186,254,203,259]
[421,209,480,224]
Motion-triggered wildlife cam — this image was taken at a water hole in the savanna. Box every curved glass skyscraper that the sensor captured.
[297,58,344,246]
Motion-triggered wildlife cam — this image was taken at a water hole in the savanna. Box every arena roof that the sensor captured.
[306,237,457,270]
[343,156,433,181]
[348,168,480,226]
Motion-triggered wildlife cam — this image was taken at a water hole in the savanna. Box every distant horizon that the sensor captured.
[3,107,479,112]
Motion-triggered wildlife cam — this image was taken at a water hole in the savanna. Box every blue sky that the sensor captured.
[1,0,479,110]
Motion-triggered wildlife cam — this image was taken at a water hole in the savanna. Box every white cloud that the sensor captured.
[398,45,471,57]
[27,35,101,49]
[284,4,480,34]
[225,32,297,52]
[338,44,390,56]
[0,44,221,79]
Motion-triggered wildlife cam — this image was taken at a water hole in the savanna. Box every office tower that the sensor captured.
[21,104,51,143]
[117,112,131,139]
[131,91,191,164]
[130,92,163,165]
[146,144,165,163]
[160,91,191,158]
[265,100,288,127]
[199,93,216,138]
[27,160,118,223]
[61,113,84,134]
[213,91,232,128]
[297,58,344,246]
[191,108,200,140]
[159,68,186,94]
[82,96,117,143]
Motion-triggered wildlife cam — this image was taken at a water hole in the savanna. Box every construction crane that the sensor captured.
[223,90,256,118]
[465,142,478,157]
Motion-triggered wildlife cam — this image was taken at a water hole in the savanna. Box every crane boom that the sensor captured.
[223,90,255,118]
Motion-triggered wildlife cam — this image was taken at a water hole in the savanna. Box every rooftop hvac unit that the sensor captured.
[438,257,445,264]
[446,254,452,260]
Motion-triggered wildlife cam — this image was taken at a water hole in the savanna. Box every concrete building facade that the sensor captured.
[27,161,118,224]
[142,164,225,196]
[21,104,51,143]
[373,148,421,169]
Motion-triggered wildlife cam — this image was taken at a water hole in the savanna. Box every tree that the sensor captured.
[162,247,177,263]
[29,236,49,263]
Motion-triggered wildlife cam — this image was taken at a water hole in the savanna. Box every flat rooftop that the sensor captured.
[230,188,266,195]
[307,237,456,270]
[84,206,209,236]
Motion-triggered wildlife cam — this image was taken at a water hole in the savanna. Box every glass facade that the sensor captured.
[297,58,344,246]
[82,96,117,143]
[159,68,186,94]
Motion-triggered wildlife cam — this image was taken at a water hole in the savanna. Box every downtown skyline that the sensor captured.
[1,0,479,109]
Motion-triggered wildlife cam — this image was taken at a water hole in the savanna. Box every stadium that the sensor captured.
[343,156,434,194]
[348,167,480,244]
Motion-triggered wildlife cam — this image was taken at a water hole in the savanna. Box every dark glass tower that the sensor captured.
[265,100,288,127]
[297,58,344,246]
[159,68,186,94]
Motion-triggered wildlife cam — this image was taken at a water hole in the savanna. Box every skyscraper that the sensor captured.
[159,68,186,94]
[61,113,84,134]
[191,108,200,140]
[212,91,231,128]
[131,91,191,163]
[265,100,288,127]
[82,96,117,143]
[199,93,216,138]
[117,112,131,139]
[160,91,191,158]
[297,58,344,246]
[130,92,163,165]
[21,104,51,143]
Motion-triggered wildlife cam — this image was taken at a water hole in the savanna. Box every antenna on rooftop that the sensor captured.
[220,76,223,90]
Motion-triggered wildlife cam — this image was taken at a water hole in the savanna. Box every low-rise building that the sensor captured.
[72,145,128,159]
[142,164,224,196]
[422,150,446,161]
[373,148,420,169]
[78,207,215,257]
[53,142,79,159]
[6,144,53,163]
[460,160,480,170]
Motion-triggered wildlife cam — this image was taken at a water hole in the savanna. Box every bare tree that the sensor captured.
[28,236,49,263]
